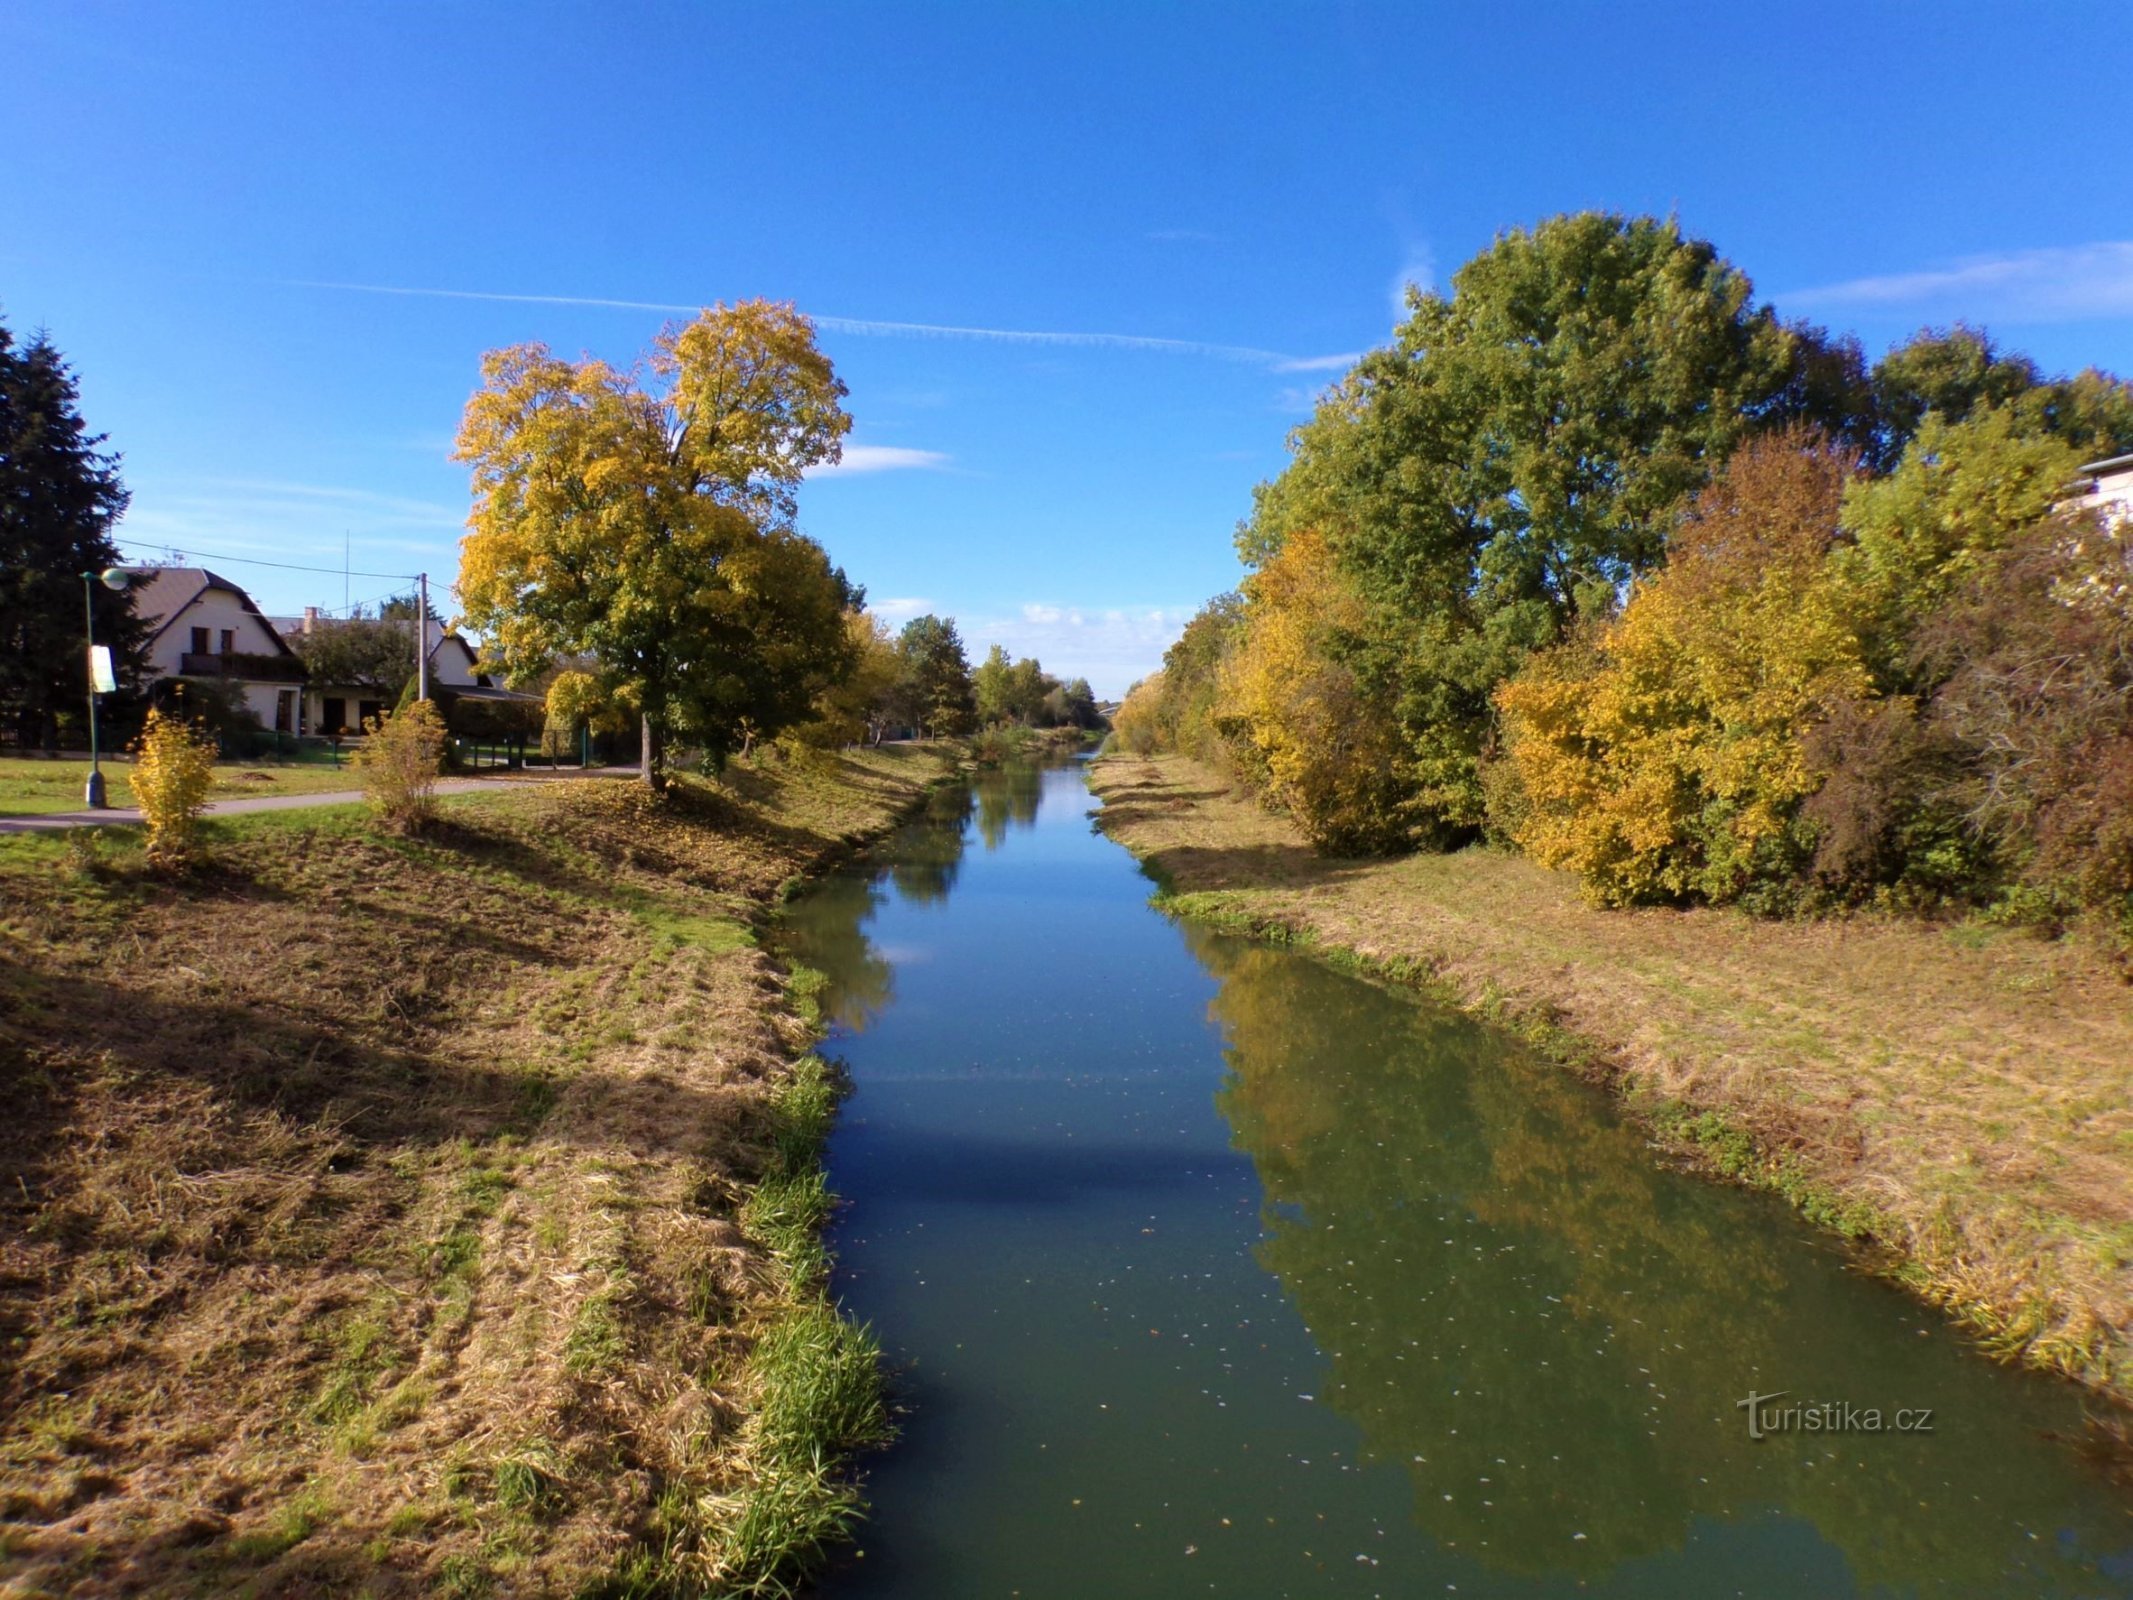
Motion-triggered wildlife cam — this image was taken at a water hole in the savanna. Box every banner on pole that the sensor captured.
[89,645,117,694]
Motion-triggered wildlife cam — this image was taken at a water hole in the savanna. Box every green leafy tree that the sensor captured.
[972,642,1014,726]
[1241,212,1859,843]
[454,301,857,788]
[893,615,975,738]
[288,616,418,703]
[1866,325,2133,469]
[0,322,144,750]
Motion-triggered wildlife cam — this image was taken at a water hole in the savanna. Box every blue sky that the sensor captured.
[6,2,2130,696]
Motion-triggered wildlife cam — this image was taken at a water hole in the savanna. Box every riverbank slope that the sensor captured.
[0,745,950,1596]
[1090,753,2133,1409]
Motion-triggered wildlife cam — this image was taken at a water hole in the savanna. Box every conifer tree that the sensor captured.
[0,321,142,750]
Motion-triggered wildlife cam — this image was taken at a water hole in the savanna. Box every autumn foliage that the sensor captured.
[130,708,217,869]
[1132,212,2133,949]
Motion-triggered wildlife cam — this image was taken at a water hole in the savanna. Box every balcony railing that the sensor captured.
[177,652,309,683]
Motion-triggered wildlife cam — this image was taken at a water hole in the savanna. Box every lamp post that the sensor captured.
[81,566,135,809]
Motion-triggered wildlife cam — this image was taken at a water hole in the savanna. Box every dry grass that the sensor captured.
[1090,752,2133,1405]
[0,744,952,1596]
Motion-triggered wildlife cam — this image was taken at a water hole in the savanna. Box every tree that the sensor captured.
[1496,432,1873,907]
[0,322,143,750]
[893,614,975,738]
[288,616,418,703]
[1218,525,1412,853]
[783,611,904,752]
[972,643,1014,726]
[454,301,857,789]
[1240,212,1865,843]
[1865,325,2133,470]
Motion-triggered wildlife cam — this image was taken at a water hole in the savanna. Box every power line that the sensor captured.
[114,538,422,583]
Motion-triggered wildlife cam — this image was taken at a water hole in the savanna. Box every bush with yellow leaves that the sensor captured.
[354,699,448,834]
[131,708,219,870]
[1496,431,1874,907]
[1217,524,1413,854]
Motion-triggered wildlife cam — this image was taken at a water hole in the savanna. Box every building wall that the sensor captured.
[2078,463,2133,529]
[145,587,286,674]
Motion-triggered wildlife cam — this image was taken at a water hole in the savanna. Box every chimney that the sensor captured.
[303,606,319,634]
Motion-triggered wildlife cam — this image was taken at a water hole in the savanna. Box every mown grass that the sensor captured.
[1094,752,2133,1407]
[0,742,951,1596]
[0,751,362,814]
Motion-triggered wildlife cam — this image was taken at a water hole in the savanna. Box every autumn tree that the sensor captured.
[972,643,1014,727]
[1219,525,1412,853]
[782,611,904,752]
[1497,431,1872,906]
[1241,212,1872,842]
[0,321,144,750]
[454,300,857,789]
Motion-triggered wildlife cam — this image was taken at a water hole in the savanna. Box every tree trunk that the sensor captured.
[640,713,666,792]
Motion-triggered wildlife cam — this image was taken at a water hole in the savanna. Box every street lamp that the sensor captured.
[81,566,135,810]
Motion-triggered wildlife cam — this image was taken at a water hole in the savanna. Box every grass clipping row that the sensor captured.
[0,748,937,1597]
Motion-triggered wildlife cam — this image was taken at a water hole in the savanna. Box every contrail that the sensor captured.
[281,278,1350,371]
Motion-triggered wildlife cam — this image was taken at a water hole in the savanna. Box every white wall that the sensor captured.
[145,586,285,675]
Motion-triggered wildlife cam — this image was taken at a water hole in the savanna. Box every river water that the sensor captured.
[775,761,2133,1599]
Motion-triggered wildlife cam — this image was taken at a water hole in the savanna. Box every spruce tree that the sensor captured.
[0,320,141,749]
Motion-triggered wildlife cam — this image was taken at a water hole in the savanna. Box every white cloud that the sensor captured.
[868,596,935,624]
[284,278,1344,370]
[808,445,951,478]
[1781,241,2133,324]
[964,602,1194,699]
[1272,351,1360,374]
[1389,246,1436,323]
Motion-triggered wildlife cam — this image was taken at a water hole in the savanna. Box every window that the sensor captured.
[190,626,209,655]
[275,689,295,733]
[219,629,235,654]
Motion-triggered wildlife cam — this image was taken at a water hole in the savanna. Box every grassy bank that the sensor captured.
[1090,753,2133,1409]
[0,745,951,1596]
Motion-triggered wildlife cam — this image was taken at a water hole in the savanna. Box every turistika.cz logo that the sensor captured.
[1735,1391,1936,1440]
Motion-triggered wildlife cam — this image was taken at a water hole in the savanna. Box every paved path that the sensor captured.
[0,767,640,835]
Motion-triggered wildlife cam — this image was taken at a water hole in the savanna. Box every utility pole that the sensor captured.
[416,572,430,703]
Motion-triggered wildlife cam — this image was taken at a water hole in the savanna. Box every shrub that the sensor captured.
[1496,432,1871,906]
[354,699,448,834]
[131,708,218,869]
[1218,525,1414,853]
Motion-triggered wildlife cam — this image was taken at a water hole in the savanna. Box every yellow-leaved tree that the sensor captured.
[1217,525,1412,853]
[779,611,904,757]
[455,301,858,790]
[130,708,218,869]
[1497,431,1874,906]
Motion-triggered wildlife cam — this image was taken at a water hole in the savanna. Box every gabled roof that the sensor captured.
[128,567,301,659]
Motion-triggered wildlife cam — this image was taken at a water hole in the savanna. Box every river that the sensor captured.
[774,760,2133,1598]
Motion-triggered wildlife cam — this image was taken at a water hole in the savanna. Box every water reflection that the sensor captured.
[975,760,1044,849]
[1192,925,2133,1595]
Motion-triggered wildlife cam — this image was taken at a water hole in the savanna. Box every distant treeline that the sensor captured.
[1116,212,2133,945]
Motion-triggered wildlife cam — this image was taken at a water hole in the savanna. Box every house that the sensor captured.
[127,567,309,735]
[268,608,542,738]
[2073,452,2133,530]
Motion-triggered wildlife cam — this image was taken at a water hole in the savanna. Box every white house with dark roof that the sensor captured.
[127,566,309,734]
